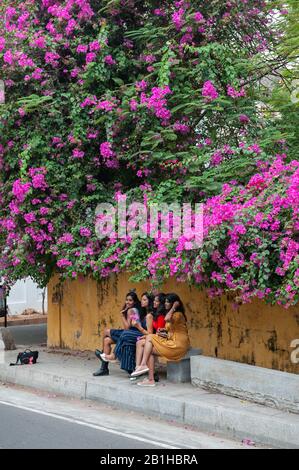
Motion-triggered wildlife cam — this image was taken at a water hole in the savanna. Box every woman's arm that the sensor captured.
[164,301,180,322]
[145,313,154,334]
[121,308,130,329]
[133,313,153,335]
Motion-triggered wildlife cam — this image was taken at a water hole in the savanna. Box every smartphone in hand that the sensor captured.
[157,328,168,338]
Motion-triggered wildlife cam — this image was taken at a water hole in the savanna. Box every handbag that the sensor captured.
[10,349,39,366]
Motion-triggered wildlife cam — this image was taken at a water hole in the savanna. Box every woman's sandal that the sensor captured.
[100,353,117,363]
[137,379,156,387]
[130,366,149,377]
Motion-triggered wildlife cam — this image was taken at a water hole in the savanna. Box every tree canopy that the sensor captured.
[0,1,298,306]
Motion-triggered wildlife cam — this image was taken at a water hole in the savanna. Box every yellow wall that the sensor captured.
[48,273,299,374]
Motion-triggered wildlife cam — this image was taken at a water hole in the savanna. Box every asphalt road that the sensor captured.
[0,384,250,450]
[0,402,161,449]
[8,324,47,347]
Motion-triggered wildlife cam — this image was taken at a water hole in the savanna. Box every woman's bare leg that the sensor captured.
[140,336,154,367]
[103,335,113,356]
[147,354,155,382]
[104,351,116,360]
[94,330,112,376]
[138,349,159,385]
[135,338,146,367]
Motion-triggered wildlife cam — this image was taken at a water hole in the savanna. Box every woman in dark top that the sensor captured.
[102,292,154,374]
[93,291,141,377]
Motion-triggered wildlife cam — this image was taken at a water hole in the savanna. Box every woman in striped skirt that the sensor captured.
[103,292,154,374]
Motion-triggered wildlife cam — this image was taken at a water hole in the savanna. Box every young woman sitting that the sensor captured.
[102,292,154,374]
[93,291,141,377]
[134,293,166,380]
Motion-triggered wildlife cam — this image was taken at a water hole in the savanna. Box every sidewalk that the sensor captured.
[0,348,298,449]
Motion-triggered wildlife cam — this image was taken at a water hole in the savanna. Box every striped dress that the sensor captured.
[113,317,147,374]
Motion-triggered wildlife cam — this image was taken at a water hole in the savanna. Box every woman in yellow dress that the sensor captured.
[131,293,190,386]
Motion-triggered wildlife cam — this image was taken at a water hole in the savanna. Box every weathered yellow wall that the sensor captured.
[48,273,299,374]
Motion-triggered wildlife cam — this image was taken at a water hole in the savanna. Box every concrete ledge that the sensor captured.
[167,348,203,383]
[191,356,299,414]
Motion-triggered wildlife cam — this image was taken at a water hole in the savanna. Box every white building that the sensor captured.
[6,278,47,316]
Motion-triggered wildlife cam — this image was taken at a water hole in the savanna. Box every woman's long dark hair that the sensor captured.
[123,291,141,317]
[165,293,187,321]
[154,293,166,319]
[140,292,154,321]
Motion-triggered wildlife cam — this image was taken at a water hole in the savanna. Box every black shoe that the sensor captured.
[154,373,160,382]
[93,361,109,377]
[95,349,108,364]
[93,368,109,377]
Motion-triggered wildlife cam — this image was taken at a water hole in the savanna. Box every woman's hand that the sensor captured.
[165,311,174,321]
[165,300,180,321]
[157,329,168,338]
[131,319,138,327]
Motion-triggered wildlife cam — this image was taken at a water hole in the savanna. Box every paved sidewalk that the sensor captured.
[0,348,298,449]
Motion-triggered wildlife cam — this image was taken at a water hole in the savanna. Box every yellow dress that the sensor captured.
[151,311,190,361]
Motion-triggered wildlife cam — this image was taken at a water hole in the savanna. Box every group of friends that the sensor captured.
[93,291,190,387]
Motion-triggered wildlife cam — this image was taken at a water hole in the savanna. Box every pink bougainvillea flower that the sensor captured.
[72,148,85,159]
[194,12,204,22]
[227,85,246,99]
[202,81,219,101]
[57,258,73,268]
[104,55,116,65]
[80,227,91,237]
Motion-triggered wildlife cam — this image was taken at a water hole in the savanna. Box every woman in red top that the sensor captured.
[152,294,167,331]
[134,293,166,377]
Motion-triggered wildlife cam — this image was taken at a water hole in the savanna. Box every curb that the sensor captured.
[0,363,298,449]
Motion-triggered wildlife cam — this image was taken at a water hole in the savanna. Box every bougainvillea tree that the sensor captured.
[0,1,298,306]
